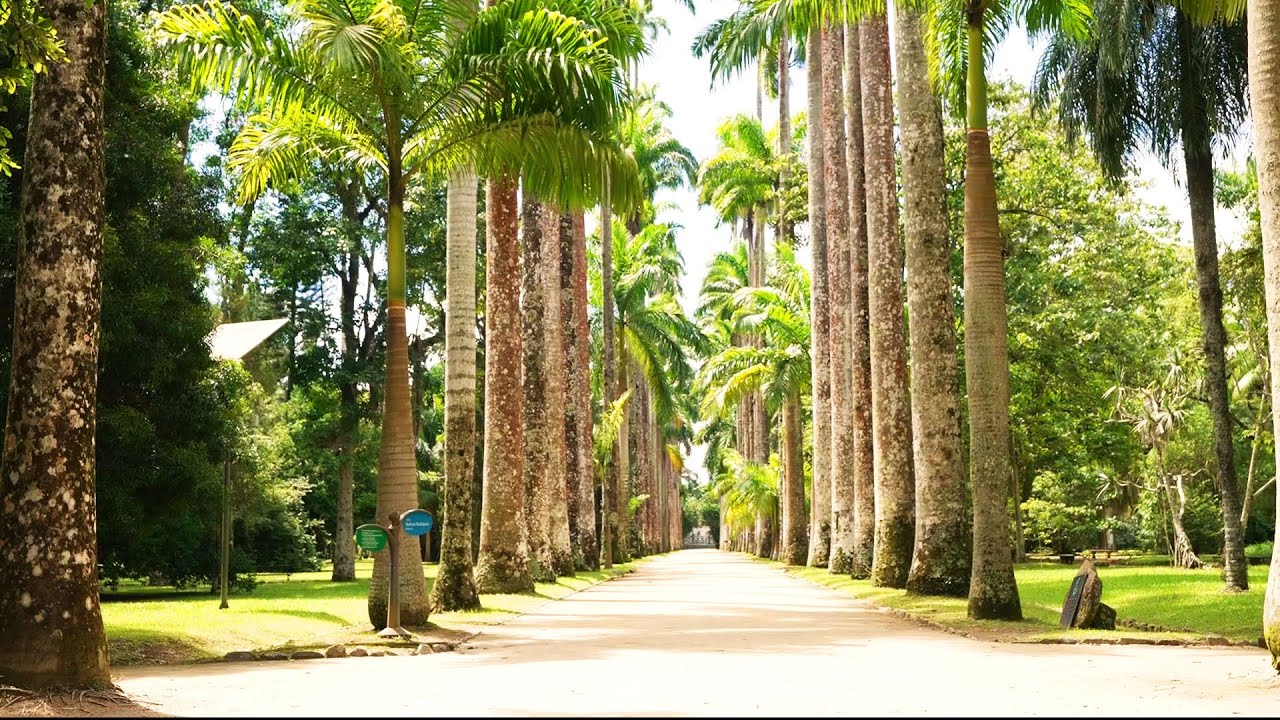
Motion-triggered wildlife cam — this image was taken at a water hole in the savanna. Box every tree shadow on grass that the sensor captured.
[255,609,352,625]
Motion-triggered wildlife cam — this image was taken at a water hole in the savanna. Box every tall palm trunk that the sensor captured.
[778,28,792,245]
[476,174,534,593]
[521,194,565,581]
[806,22,832,568]
[630,375,653,556]
[542,207,574,576]
[0,0,109,685]
[781,393,809,564]
[963,16,1022,620]
[1177,11,1247,591]
[845,24,875,579]
[562,211,599,570]
[616,350,632,561]
[433,168,482,610]
[601,184,617,569]
[861,14,914,590]
[896,7,971,597]
[1249,0,1280,668]
[370,172,430,627]
[824,23,856,575]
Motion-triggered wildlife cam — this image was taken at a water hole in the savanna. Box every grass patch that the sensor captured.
[770,556,1267,645]
[102,557,648,666]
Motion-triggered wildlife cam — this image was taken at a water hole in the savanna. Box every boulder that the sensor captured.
[290,650,325,660]
[415,644,434,656]
[1061,560,1115,630]
[224,651,256,663]
[349,648,369,657]
[430,643,452,653]
[369,650,386,657]
[1092,603,1117,630]
[324,644,347,659]
[260,652,289,661]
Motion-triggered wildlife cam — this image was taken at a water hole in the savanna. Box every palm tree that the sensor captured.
[699,244,812,564]
[156,0,639,626]
[1034,0,1249,591]
[432,166,482,611]
[926,0,1091,619]
[0,0,109,687]
[861,11,914,589]
[806,20,831,568]
[896,5,970,597]
[1246,0,1280,666]
[561,210,600,570]
[711,450,782,554]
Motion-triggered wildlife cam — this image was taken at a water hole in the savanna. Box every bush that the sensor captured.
[1022,498,1098,554]
[1246,541,1273,559]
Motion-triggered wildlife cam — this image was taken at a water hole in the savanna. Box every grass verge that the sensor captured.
[766,556,1268,647]
[103,557,649,666]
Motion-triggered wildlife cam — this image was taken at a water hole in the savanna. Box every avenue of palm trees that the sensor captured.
[9,0,1280,694]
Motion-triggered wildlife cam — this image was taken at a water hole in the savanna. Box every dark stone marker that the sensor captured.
[1060,574,1087,628]
[1062,560,1115,630]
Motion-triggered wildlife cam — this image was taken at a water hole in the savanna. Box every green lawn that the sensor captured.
[778,558,1268,645]
[102,558,647,665]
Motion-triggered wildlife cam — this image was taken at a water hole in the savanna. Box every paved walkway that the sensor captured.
[116,551,1280,716]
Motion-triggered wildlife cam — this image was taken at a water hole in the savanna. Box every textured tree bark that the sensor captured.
[806,22,832,568]
[332,428,357,582]
[540,206,575,576]
[600,187,617,568]
[1179,41,1247,589]
[1163,472,1204,569]
[778,29,792,245]
[614,332,632,564]
[369,178,430,628]
[1247,0,1280,668]
[780,394,809,564]
[897,7,971,598]
[475,174,534,593]
[824,23,856,576]
[630,375,653,556]
[861,15,915,590]
[0,0,110,686]
[432,168,481,611]
[562,211,598,571]
[331,185,364,584]
[521,194,560,582]
[963,17,1022,621]
[844,24,875,579]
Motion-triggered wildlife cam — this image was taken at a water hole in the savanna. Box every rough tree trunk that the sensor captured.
[601,182,617,569]
[845,23,876,579]
[781,394,809,564]
[0,0,110,685]
[432,167,481,611]
[861,14,915,590]
[521,194,559,582]
[475,174,533,593]
[562,211,599,571]
[806,22,832,568]
[897,6,972,598]
[541,207,574,577]
[824,23,857,576]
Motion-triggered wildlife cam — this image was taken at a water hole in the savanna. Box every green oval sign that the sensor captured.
[354,524,388,552]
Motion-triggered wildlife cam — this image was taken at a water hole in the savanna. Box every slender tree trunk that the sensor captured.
[824,23,857,576]
[1241,399,1269,530]
[333,402,357,582]
[476,174,533,593]
[778,28,792,245]
[369,174,430,627]
[563,211,599,570]
[781,393,809,564]
[630,375,652,556]
[897,6,971,597]
[601,185,617,569]
[432,168,481,611]
[845,24,875,579]
[861,14,915,589]
[806,22,832,568]
[1248,0,1280,666]
[963,17,1022,620]
[1178,30,1247,589]
[0,0,109,685]
[615,347,633,563]
[1164,473,1204,569]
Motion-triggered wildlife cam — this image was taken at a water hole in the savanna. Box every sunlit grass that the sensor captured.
[102,558,649,665]
[772,556,1266,644]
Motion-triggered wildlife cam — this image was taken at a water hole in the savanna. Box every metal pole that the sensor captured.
[219,454,231,609]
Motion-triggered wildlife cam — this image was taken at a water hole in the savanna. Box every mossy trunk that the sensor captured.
[896,6,971,597]
[824,23,856,577]
[562,211,599,571]
[475,174,533,594]
[521,193,559,582]
[806,22,832,568]
[861,14,915,589]
[0,0,110,685]
[432,167,481,611]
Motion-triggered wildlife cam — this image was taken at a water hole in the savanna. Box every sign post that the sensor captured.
[356,509,432,639]
[1059,573,1087,628]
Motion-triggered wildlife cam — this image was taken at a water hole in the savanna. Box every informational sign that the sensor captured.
[1059,574,1087,628]
[355,524,389,552]
[401,509,434,537]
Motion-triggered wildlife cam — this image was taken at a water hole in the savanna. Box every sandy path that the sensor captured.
[114,551,1280,716]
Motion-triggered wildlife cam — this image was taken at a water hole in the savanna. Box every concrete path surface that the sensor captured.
[115,551,1280,716]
